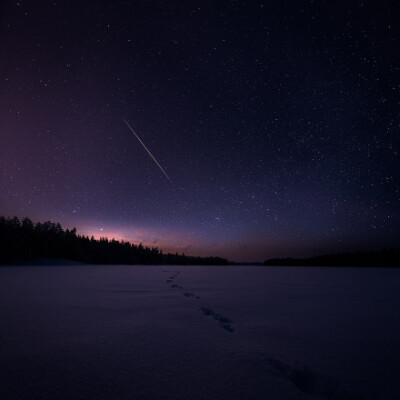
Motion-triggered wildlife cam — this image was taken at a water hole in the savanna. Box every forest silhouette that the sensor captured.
[0,216,228,265]
[264,249,399,267]
[1,216,397,267]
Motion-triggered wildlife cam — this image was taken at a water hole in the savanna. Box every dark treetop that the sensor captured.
[0,216,228,266]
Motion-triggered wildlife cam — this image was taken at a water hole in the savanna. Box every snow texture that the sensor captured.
[0,265,399,399]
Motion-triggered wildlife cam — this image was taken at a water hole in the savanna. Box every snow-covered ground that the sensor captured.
[0,265,399,399]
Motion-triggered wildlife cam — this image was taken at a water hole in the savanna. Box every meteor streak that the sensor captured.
[123,119,173,183]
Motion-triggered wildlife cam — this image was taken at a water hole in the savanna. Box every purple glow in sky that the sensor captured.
[1,1,399,261]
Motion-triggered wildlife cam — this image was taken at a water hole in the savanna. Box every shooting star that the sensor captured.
[123,119,173,183]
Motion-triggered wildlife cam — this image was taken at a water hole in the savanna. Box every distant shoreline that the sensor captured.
[263,248,399,268]
[16,258,84,266]
[2,257,398,268]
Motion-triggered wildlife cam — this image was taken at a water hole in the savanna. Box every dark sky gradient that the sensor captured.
[1,1,399,261]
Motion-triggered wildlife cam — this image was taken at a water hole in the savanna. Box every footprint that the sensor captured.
[201,306,214,316]
[265,358,362,400]
[222,324,234,332]
[182,292,201,299]
[171,284,183,289]
[200,307,234,333]
[214,313,231,323]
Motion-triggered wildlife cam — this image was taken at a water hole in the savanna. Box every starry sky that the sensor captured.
[1,1,399,262]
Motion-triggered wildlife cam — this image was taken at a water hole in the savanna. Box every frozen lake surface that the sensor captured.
[0,265,399,399]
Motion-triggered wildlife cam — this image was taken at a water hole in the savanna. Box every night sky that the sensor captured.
[1,1,399,262]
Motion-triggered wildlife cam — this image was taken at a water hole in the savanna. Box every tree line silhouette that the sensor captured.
[264,248,399,267]
[0,216,228,266]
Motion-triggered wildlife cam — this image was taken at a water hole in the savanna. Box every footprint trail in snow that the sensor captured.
[164,270,235,333]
